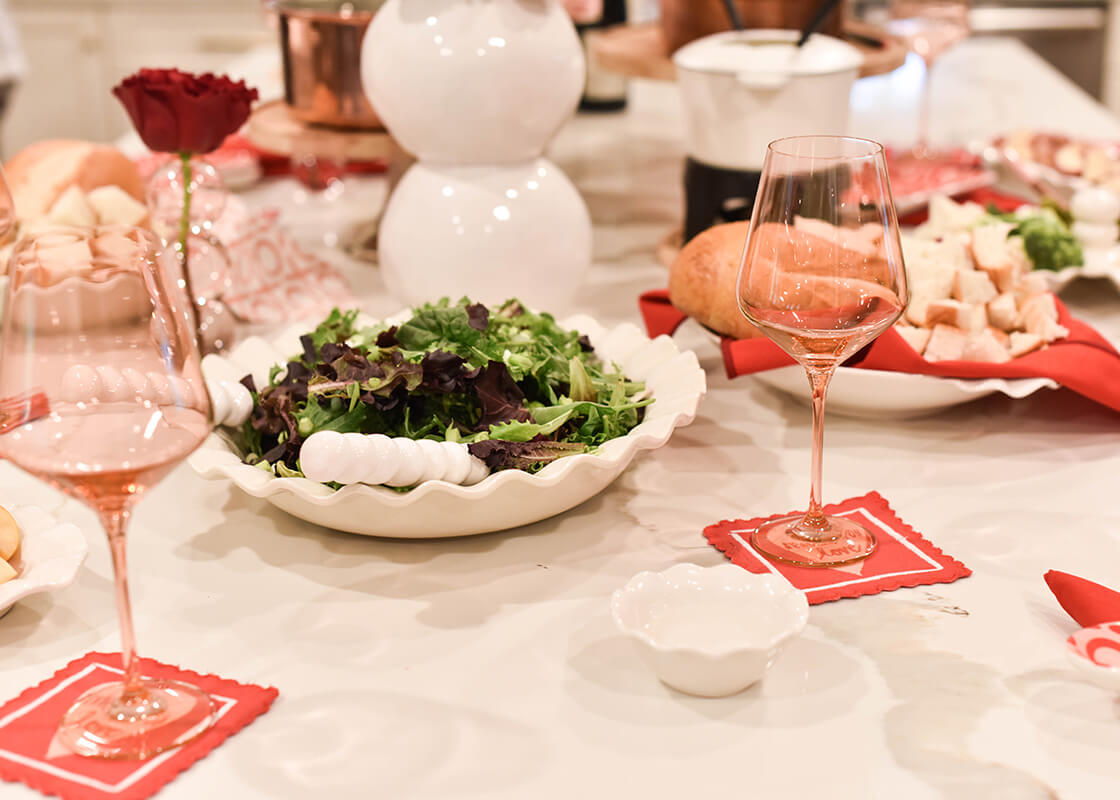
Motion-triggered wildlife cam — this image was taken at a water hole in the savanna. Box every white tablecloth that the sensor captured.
[5,38,1120,799]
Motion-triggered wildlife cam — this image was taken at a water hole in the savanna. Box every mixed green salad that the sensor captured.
[234,298,652,479]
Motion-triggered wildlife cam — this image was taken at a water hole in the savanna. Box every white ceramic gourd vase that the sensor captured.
[361,0,592,310]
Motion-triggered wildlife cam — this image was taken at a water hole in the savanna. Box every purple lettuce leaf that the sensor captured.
[468,438,587,471]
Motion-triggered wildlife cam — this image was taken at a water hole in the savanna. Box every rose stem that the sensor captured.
[177,151,201,338]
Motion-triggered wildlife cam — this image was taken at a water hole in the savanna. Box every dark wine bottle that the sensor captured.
[576,0,628,112]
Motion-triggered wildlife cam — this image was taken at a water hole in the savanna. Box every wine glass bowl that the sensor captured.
[0,226,215,759]
[737,136,908,567]
[887,0,970,65]
[0,164,15,243]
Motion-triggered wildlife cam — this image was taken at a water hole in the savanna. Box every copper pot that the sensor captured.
[277,0,384,129]
[659,0,845,54]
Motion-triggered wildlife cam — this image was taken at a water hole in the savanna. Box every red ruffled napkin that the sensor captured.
[706,492,971,604]
[0,652,277,800]
[639,289,1120,413]
[1045,570,1120,627]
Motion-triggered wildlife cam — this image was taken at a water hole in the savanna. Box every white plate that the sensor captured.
[190,314,706,538]
[0,505,88,618]
[752,365,1057,419]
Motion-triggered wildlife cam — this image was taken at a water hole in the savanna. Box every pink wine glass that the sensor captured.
[736,136,908,567]
[0,227,215,759]
[887,0,970,157]
[0,163,15,241]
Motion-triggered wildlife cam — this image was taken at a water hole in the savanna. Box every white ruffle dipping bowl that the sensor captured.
[611,563,809,698]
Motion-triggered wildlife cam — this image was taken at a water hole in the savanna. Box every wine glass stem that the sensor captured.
[916,57,933,156]
[805,365,835,530]
[100,506,143,695]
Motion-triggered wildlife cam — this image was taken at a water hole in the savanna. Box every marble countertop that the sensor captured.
[4,37,1120,799]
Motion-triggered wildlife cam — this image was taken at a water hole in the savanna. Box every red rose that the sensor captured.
[112,69,259,155]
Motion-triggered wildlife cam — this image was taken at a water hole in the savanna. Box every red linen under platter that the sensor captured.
[639,289,1120,414]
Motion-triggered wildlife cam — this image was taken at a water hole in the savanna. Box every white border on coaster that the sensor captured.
[0,661,237,794]
[727,506,943,597]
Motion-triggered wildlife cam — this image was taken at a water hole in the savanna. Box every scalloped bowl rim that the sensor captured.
[189,311,707,535]
[610,563,810,658]
[0,505,88,614]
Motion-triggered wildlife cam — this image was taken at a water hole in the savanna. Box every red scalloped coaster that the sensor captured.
[0,652,278,800]
[704,492,971,604]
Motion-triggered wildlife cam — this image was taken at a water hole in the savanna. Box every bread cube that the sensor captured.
[901,236,958,297]
[962,329,1012,363]
[1014,271,1049,302]
[921,194,987,237]
[951,269,998,305]
[1018,293,1058,325]
[986,327,1010,348]
[87,185,148,227]
[1006,235,1031,271]
[925,299,986,333]
[47,185,96,228]
[31,238,93,283]
[987,293,1018,331]
[895,324,931,355]
[1009,331,1044,358]
[923,324,968,362]
[1018,293,1068,342]
[970,223,1020,292]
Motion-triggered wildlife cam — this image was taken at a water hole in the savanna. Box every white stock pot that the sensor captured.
[673,30,864,171]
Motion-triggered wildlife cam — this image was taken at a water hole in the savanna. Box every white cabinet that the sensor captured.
[5,0,269,156]
[3,8,108,156]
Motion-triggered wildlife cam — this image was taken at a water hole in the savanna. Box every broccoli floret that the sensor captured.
[1012,213,1083,272]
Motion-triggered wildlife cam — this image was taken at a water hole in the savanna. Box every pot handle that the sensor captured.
[735,71,792,91]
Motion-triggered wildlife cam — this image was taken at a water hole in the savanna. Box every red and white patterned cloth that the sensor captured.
[219,208,355,323]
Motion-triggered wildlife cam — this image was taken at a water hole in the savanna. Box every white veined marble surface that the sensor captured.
[4,37,1120,799]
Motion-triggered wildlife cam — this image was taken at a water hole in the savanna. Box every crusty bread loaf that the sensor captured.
[669,220,897,340]
[5,140,144,218]
[669,221,763,340]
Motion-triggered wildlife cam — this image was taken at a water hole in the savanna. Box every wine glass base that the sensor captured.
[58,679,216,760]
[751,514,877,568]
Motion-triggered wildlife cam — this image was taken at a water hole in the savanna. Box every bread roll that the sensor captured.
[5,140,144,219]
[669,222,763,340]
[669,220,898,340]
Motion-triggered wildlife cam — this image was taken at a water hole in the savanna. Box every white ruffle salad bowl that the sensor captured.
[189,311,706,538]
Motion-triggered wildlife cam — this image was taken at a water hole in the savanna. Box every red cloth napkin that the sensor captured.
[1044,570,1120,627]
[135,134,388,181]
[639,289,1120,413]
[0,652,277,800]
[705,491,971,604]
